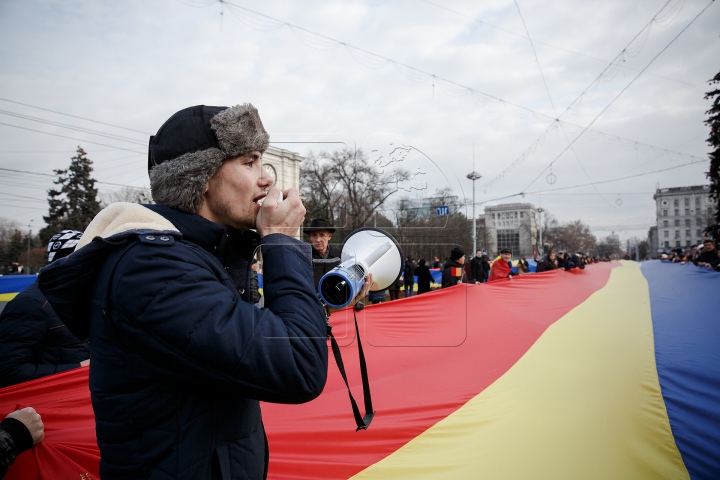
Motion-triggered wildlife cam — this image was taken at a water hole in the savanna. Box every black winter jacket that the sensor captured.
[38,203,328,480]
[0,282,89,388]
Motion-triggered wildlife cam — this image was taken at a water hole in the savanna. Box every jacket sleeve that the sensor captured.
[0,417,34,477]
[108,234,328,404]
[0,290,81,389]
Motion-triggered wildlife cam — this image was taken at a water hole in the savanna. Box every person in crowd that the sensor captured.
[536,249,559,273]
[416,259,433,294]
[690,244,699,262]
[0,407,44,477]
[516,256,530,275]
[305,218,341,292]
[403,255,417,298]
[694,239,720,270]
[37,103,346,479]
[557,251,575,270]
[481,252,491,282]
[0,230,90,389]
[432,256,441,269]
[388,275,402,300]
[442,247,467,288]
[368,289,386,305]
[488,248,514,282]
[571,252,586,269]
[469,250,485,284]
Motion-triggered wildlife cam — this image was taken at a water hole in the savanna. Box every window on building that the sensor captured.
[664,241,670,247]
[697,229,702,237]
[664,231,669,238]
[663,210,668,217]
[675,230,680,238]
[674,219,680,227]
[674,199,679,207]
[685,219,691,227]
[686,240,691,247]
[497,229,520,256]
[491,213,495,219]
[685,208,690,215]
[686,229,691,237]
[663,220,668,227]
[696,197,700,206]
[684,198,689,206]
[674,209,679,216]
[520,212,524,218]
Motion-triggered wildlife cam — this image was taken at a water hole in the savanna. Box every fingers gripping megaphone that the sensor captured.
[318,228,403,309]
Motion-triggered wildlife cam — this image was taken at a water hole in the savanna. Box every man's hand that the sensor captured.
[256,187,306,238]
[6,407,44,445]
[80,359,90,367]
[327,274,374,314]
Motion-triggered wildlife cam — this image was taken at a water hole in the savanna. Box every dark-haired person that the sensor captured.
[488,248,513,282]
[305,218,342,292]
[694,239,720,270]
[536,249,559,273]
[403,255,417,297]
[37,104,345,480]
[442,247,467,288]
[416,259,433,294]
[0,230,89,389]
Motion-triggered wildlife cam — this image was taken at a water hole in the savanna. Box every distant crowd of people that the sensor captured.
[660,239,720,271]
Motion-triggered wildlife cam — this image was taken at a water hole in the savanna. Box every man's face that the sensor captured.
[476,251,482,258]
[501,252,512,262]
[198,151,273,229]
[457,255,466,265]
[703,241,715,252]
[309,230,332,254]
[691,246,697,254]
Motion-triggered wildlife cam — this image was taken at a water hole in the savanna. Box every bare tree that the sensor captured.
[300,148,409,239]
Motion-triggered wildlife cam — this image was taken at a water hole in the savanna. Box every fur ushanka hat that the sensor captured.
[148,104,269,213]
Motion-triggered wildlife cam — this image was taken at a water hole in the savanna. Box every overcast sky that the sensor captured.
[0,0,718,244]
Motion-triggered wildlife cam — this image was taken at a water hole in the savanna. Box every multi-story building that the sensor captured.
[653,185,712,252]
[484,203,537,258]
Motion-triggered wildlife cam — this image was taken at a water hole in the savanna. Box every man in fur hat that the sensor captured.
[304,218,342,291]
[38,104,332,479]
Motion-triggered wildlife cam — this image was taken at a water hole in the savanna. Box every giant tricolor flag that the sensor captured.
[1,260,718,479]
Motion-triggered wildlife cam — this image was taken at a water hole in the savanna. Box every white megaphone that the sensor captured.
[318,228,403,309]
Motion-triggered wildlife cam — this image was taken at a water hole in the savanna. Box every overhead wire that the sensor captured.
[177,0,704,185]
[418,0,700,88]
[0,97,151,135]
[0,122,145,154]
[518,0,714,195]
[483,0,685,190]
[513,0,614,207]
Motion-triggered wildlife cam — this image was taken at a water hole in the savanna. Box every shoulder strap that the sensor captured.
[326,308,375,431]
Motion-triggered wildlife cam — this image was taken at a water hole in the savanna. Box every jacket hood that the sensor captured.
[38,203,182,340]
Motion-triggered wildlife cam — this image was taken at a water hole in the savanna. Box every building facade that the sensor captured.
[653,185,712,252]
[263,145,303,238]
[262,145,303,191]
[484,203,537,258]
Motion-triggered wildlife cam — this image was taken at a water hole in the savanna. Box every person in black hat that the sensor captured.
[37,104,331,480]
[442,246,467,288]
[0,230,90,389]
[304,218,342,291]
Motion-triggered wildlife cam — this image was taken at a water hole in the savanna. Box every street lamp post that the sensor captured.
[536,207,544,257]
[466,171,482,255]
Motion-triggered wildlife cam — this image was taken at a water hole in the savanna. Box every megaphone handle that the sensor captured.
[327,312,375,431]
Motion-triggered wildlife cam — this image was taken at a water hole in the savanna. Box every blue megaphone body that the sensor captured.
[318,228,402,309]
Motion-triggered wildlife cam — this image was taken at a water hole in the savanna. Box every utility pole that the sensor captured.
[467,144,482,255]
[536,207,544,257]
[26,220,33,274]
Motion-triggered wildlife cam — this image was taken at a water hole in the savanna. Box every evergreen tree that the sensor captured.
[705,69,720,242]
[39,147,101,244]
